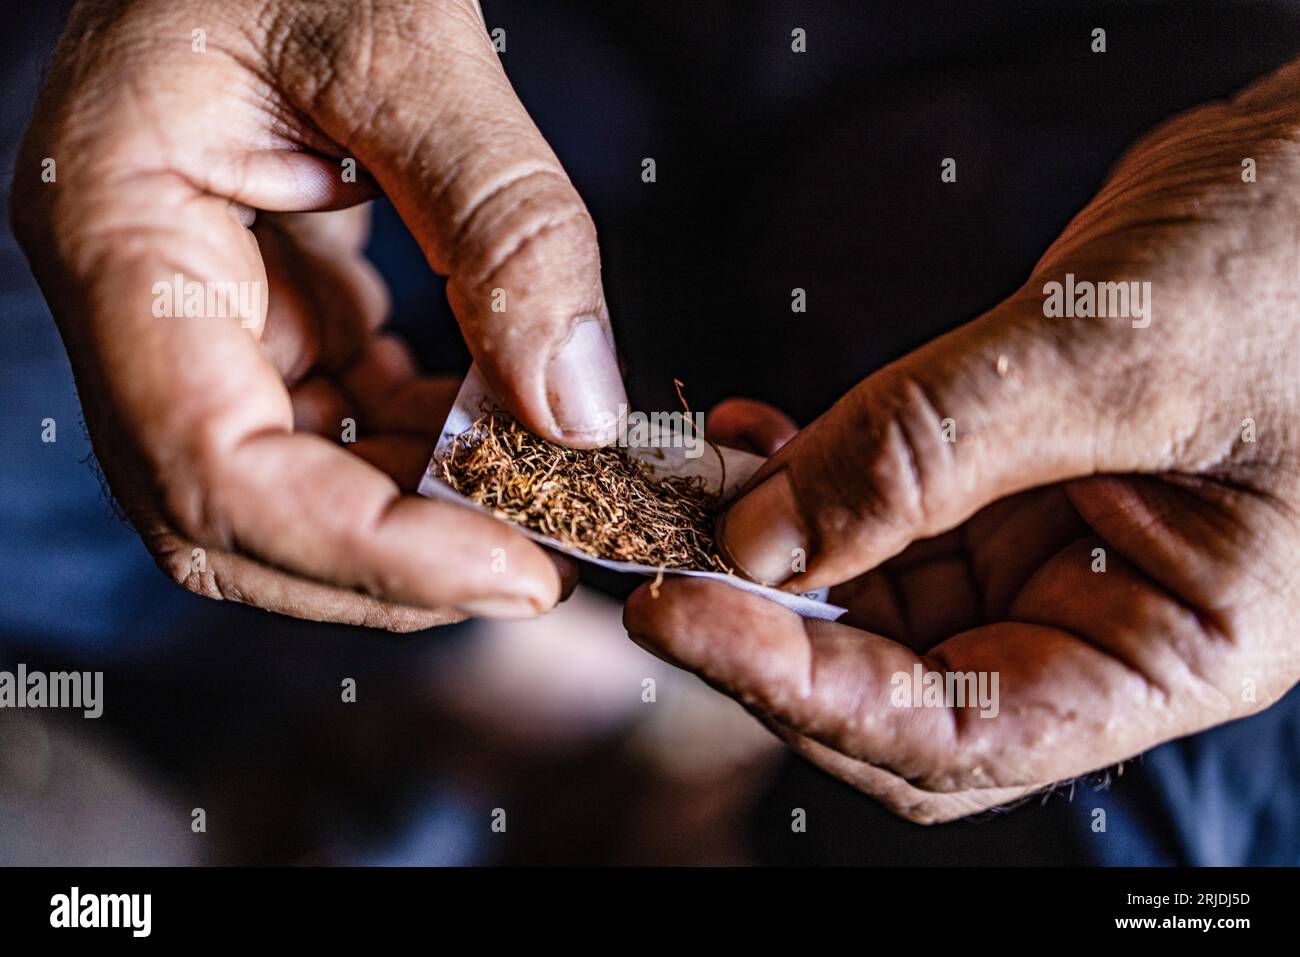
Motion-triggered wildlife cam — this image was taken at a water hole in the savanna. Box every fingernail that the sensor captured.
[718,471,808,586]
[458,596,543,619]
[546,319,627,445]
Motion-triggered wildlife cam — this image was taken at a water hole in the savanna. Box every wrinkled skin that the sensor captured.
[17,0,1300,824]
[11,0,628,628]
[627,60,1300,822]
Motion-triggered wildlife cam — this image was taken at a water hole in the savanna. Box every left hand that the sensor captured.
[625,60,1300,822]
[12,0,602,628]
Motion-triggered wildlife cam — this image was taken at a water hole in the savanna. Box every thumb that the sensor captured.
[285,0,626,446]
[717,287,1180,589]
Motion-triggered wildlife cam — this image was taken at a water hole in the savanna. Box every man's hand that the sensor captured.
[626,61,1300,821]
[12,0,623,628]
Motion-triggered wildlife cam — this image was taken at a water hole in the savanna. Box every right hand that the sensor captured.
[11,0,625,629]
[626,59,1300,819]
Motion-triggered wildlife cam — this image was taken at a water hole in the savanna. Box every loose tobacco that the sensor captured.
[440,409,732,573]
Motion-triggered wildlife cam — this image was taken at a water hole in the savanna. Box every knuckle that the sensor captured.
[877,372,952,525]
[795,372,945,549]
[260,1,353,114]
[267,0,479,134]
[266,4,417,139]
[144,528,224,602]
[452,172,597,290]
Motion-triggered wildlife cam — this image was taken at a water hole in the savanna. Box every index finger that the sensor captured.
[17,150,561,617]
[623,572,1221,792]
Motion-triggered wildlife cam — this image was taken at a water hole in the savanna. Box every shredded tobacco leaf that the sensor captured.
[440,409,732,573]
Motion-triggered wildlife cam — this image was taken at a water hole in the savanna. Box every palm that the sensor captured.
[95,202,535,630]
[251,206,457,496]
[830,485,1088,652]
[770,472,1285,820]
[631,397,1291,820]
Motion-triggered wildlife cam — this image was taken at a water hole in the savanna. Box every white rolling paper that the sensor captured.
[418,365,847,621]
